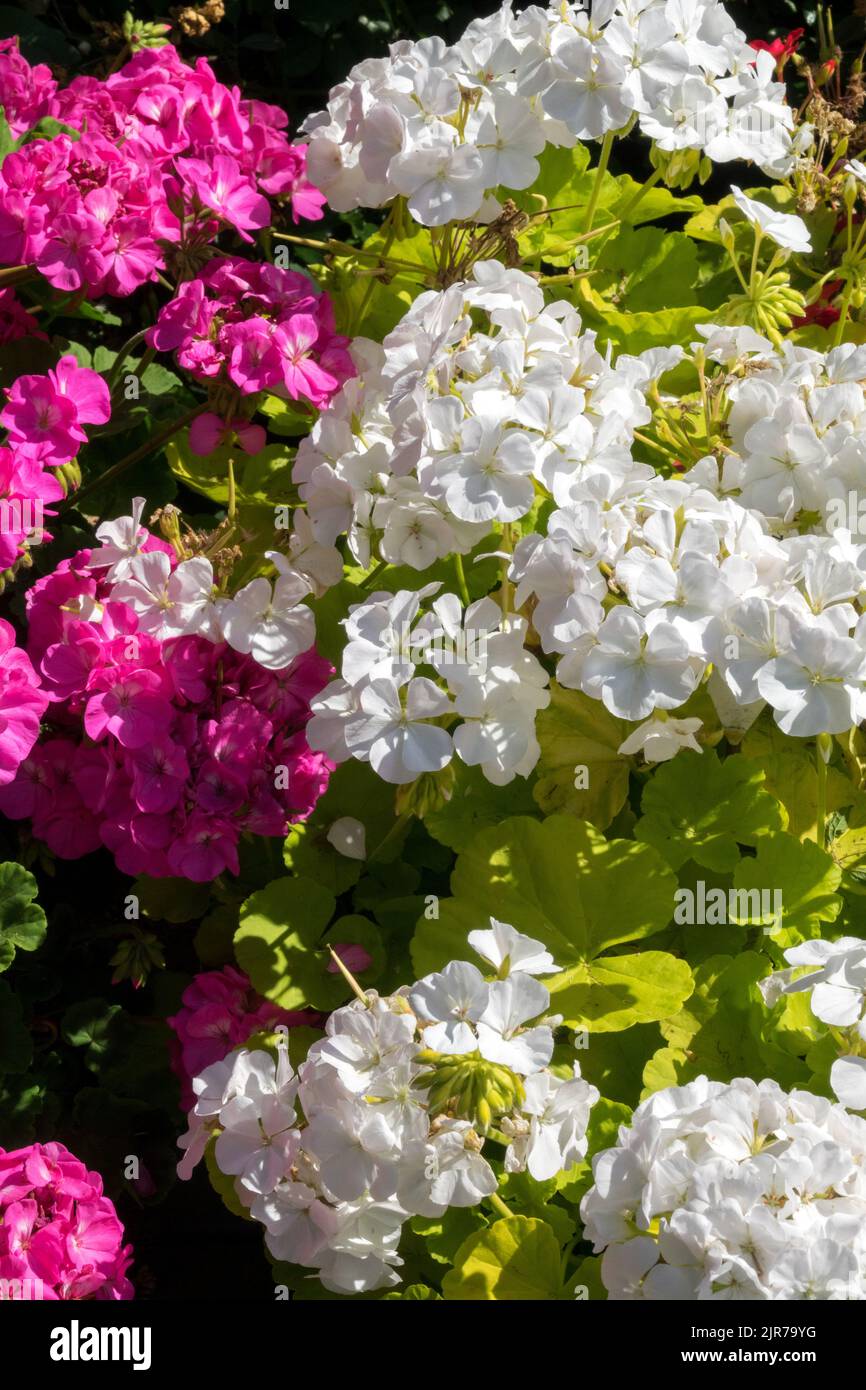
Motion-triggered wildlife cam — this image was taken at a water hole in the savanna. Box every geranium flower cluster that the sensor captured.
[0,529,333,880]
[0,37,323,297]
[177,921,598,1294]
[301,0,793,227]
[303,269,866,774]
[294,261,660,568]
[0,354,110,572]
[307,585,550,785]
[0,1141,133,1300]
[762,940,866,1114]
[581,1076,866,1300]
[168,965,323,1110]
[148,256,354,442]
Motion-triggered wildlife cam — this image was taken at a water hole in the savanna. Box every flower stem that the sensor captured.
[617,164,663,225]
[816,737,829,849]
[0,264,35,288]
[584,132,615,234]
[487,1192,513,1220]
[454,552,470,606]
[834,280,856,346]
[368,810,412,863]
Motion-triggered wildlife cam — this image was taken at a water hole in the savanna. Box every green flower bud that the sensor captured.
[412,1048,525,1131]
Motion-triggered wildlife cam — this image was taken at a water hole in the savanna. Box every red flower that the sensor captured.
[749,28,804,75]
[791,279,844,330]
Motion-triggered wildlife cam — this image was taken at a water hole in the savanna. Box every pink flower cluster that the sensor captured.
[0,38,324,298]
[0,547,333,880]
[0,1141,133,1300]
[168,965,322,1110]
[0,353,109,571]
[0,616,48,785]
[150,256,355,440]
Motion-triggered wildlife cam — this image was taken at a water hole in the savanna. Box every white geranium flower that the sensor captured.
[475,974,554,1074]
[409,959,490,1053]
[110,552,220,641]
[344,676,453,783]
[506,1065,600,1181]
[730,185,812,254]
[580,607,700,721]
[397,1122,498,1217]
[89,496,150,580]
[219,569,315,670]
[388,141,485,226]
[757,616,866,737]
[618,715,703,762]
[468,918,559,977]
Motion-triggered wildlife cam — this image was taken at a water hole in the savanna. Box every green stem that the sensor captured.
[0,265,35,288]
[834,280,856,346]
[367,810,412,864]
[584,132,615,234]
[617,164,663,225]
[351,215,397,335]
[360,558,389,591]
[64,401,209,514]
[272,231,429,278]
[454,552,470,607]
[487,1192,512,1221]
[816,738,828,849]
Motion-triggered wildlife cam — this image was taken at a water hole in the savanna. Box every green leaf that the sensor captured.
[165,437,295,508]
[635,749,786,872]
[61,999,122,1059]
[235,879,383,1010]
[570,1025,661,1107]
[594,226,699,312]
[442,1216,565,1300]
[283,821,363,895]
[412,815,690,1031]
[645,953,810,1095]
[730,832,842,947]
[576,280,708,354]
[409,1208,487,1265]
[0,862,46,971]
[740,718,855,839]
[533,683,632,830]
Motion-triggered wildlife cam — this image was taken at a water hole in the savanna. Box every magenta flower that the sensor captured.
[0,1141,133,1301]
[0,617,48,786]
[84,670,173,749]
[275,314,342,407]
[188,411,266,457]
[176,153,270,241]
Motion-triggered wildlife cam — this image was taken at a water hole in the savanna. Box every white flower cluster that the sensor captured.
[294,262,664,569]
[300,269,866,780]
[177,921,598,1294]
[581,1075,866,1300]
[306,584,550,784]
[88,498,316,670]
[301,0,793,226]
[762,940,866,1113]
